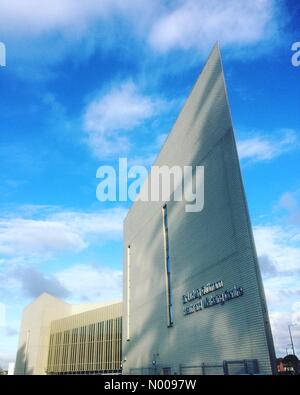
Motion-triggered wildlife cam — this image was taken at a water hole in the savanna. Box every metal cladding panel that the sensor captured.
[47,302,122,374]
[50,302,122,333]
[122,44,276,375]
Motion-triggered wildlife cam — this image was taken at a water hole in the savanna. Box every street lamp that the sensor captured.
[288,324,297,356]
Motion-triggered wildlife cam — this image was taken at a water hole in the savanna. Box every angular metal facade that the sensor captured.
[122,45,276,375]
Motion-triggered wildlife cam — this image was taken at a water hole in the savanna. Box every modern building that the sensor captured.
[8,362,15,375]
[122,44,276,375]
[14,293,122,375]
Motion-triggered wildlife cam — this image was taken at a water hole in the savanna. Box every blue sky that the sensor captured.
[0,0,300,368]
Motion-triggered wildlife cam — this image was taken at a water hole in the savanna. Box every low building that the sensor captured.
[8,362,15,375]
[47,302,122,375]
[14,293,122,375]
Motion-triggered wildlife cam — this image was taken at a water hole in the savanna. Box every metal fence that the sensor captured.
[129,367,159,375]
[179,359,259,375]
[129,359,259,375]
[180,363,223,375]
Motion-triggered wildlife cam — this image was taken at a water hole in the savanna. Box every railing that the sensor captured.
[128,359,259,375]
[129,367,159,375]
[179,359,259,375]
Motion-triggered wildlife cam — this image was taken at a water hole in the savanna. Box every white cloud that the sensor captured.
[269,308,300,356]
[254,224,300,273]
[254,231,300,356]
[0,0,284,79]
[9,266,69,299]
[0,0,157,37]
[84,82,161,157]
[51,208,126,239]
[149,0,277,53]
[56,264,122,302]
[237,129,298,163]
[278,190,300,226]
[254,222,300,355]
[2,0,278,52]
[253,191,300,355]
[85,82,156,133]
[0,0,160,79]
[263,274,300,307]
[258,255,278,278]
[279,192,299,212]
[0,207,126,259]
[0,218,85,257]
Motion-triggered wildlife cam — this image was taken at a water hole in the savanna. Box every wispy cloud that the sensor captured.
[269,307,300,355]
[261,270,300,354]
[0,0,157,36]
[0,206,126,259]
[254,190,300,277]
[84,82,156,133]
[84,81,163,157]
[253,190,300,355]
[0,0,285,79]
[148,0,278,53]
[0,0,159,79]
[56,263,122,303]
[254,224,300,273]
[278,190,300,226]
[0,260,122,308]
[10,266,69,299]
[0,218,86,257]
[237,129,299,163]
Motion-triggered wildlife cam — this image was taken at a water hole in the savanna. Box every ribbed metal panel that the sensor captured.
[47,302,122,374]
[122,44,276,375]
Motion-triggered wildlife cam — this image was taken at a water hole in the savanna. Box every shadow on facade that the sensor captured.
[123,47,275,375]
[14,344,33,375]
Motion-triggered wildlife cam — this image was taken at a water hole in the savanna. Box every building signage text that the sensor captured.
[183,281,243,316]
